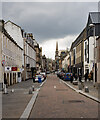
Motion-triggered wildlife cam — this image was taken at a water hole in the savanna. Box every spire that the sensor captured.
[55,41,58,60]
[56,41,58,51]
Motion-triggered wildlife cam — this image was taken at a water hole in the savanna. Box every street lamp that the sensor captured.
[89,23,96,86]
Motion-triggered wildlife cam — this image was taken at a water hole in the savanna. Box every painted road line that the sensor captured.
[19,90,39,120]
[61,80,100,103]
[19,79,47,120]
[79,91,100,103]
[61,80,76,91]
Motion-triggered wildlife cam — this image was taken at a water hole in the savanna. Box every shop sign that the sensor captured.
[12,67,17,71]
[2,60,5,66]
[5,66,11,71]
[17,68,20,72]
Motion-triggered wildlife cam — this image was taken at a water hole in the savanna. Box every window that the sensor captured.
[85,42,87,61]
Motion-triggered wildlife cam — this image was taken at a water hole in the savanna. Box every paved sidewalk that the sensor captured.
[2,79,41,119]
[63,79,99,102]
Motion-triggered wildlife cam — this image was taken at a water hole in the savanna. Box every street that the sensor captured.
[1,3,100,120]
[2,74,99,119]
[29,74,98,119]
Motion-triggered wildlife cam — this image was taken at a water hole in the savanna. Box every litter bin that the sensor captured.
[38,76,42,83]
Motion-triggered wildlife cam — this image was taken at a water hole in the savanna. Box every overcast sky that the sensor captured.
[2,1,99,59]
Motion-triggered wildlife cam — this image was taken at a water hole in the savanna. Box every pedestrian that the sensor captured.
[90,71,93,80]
[4,76,8,88]
[84,72,88,82]
[33,74,35,83]
[70,73,73,83]
[75,73,77,80]
[88,73,91,81]
[79,74,82,83]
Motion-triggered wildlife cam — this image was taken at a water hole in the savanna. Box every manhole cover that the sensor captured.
[56,89,68,91]
[68,100,85,103]
[63,100,85,104]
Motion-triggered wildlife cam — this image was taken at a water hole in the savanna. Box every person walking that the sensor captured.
[4,76,7,87]
[90,71,93,80]
[88,73,91,81]
[70,73,73,83]
[33,74,35,83]
[79,74,82,83]
[84,72,88,82]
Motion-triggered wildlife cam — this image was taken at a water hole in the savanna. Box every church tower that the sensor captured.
[55,41,59,70]
[55,41,58,60]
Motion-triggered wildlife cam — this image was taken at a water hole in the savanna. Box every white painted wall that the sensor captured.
[0,32,3,84]
[4,21,23,49]
[84,37,94,74]
[89,37,94,72]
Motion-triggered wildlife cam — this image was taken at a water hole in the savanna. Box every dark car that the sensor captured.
[63,73,72,81]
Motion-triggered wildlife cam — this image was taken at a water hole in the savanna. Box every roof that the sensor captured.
[89,12,100,24]
[2,26,23,50]
[5,20,22,29]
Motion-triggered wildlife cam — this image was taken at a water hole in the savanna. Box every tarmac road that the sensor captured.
[29,74,98,119]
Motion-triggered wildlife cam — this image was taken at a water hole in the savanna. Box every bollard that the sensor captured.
[32,85,34,91]
[4,85,8,94]
[11,89,14,93]
[29,87,32,94]
[78,83,83,90]
[73,80,78,85]
[85,86,89,93]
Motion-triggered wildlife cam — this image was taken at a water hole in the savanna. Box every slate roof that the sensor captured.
[89,12,100,24]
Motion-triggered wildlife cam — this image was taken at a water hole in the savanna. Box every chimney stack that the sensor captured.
[0,20,4,31]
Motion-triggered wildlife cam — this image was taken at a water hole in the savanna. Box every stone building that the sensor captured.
[96,36,100,85]
[0,20,23,89]
[4,20,24,83]
[42,55,47,72]
[55,41,59,70]
[34,40,42,73]
[22,32,36,80]
[84,12,100,83]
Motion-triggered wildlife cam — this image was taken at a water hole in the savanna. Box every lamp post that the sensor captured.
[89,23,96,86]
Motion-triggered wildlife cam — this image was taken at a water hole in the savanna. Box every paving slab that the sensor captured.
[2,79,41,119]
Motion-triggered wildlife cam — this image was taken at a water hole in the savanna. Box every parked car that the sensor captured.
[63,73,72,81]
[46,71,50,74]
[57,72,65,79]
[40,72,47,80]
[61,72,66,80]
[34,74,44,82]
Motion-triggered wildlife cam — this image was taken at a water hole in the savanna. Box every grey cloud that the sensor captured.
[2,2,98,43]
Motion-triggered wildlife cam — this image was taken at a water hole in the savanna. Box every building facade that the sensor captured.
[55,41,59,70]
[84,12,100,83]
[96,36,100,85]
[23,32,36,80]
[0,20,23,90]
[42,55,47,72]
[4,20,24,83]
[34,41,42,73]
